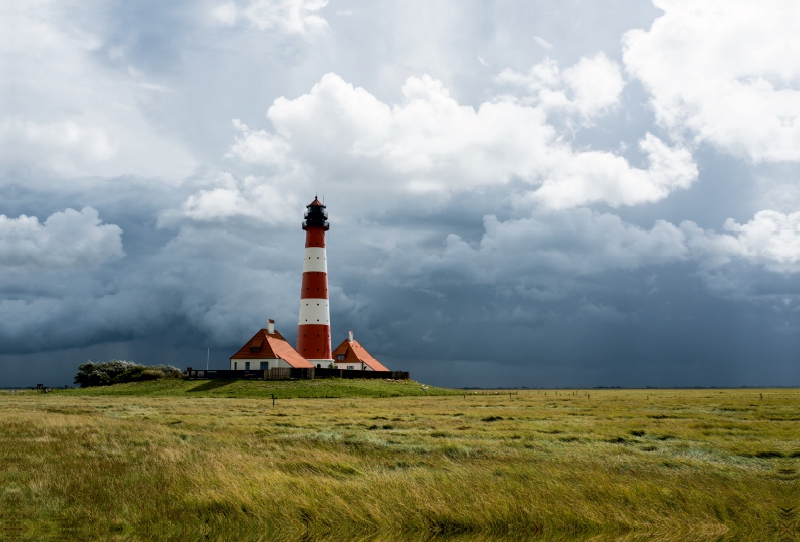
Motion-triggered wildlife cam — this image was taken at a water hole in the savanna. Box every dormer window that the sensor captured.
[337,354,345,360]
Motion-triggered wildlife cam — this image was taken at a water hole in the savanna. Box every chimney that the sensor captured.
[268,319,275,334]
[348,330,353,342]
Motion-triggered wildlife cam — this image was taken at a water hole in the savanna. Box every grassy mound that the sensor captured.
[56,377,457,398]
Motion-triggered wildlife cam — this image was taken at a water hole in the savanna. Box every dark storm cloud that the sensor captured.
[3,0,800,388]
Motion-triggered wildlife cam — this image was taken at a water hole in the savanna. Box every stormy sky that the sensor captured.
[3,0,800,388]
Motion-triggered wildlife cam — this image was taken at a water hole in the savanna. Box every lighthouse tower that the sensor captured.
[297,197,333,364]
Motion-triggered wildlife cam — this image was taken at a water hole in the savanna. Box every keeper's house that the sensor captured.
[230,319,314,371]
[331,331,389,371]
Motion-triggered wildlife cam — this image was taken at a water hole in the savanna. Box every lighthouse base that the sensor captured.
[308,359,335,368]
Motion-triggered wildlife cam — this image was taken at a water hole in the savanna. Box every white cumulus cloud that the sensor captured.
[684,210,800,274]
[226,119,293,167]
[162,120,304,225]
[623,0,800,162]
[528,133,697,209]
[0,207,124,271]
[214,72,696,215]
[496,53,626,122]
[174,172,301,224]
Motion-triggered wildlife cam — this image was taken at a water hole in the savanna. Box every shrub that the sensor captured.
[74,360,182,388]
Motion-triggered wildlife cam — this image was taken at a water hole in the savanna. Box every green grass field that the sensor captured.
[1,382,798,541]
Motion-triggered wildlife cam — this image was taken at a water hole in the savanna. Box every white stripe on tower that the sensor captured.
[298,299,330,325]
[302,248,328,273]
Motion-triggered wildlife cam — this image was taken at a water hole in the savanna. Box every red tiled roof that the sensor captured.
[231,328,313,368]
[269,336,314,368]
[331,338,389,371]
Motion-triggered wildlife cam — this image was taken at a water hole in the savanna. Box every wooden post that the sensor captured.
[272,394,275,407]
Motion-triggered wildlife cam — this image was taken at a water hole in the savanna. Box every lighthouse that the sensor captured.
[297,197,333,365]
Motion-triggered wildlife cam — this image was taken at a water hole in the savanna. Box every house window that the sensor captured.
[260,362,269,370]
[346,366,354,370]
[337,354,345,360]
[250,347,260,353]
[245,362,250,371]
[234,362,238,370]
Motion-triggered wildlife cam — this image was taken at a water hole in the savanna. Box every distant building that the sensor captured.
[330,331,389,371]
[230,319,313,370]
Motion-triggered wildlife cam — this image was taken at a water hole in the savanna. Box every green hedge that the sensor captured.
[73,360,182,388]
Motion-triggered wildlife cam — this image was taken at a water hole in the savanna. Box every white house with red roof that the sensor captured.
[230,319,313,371]
[330,331,389,371]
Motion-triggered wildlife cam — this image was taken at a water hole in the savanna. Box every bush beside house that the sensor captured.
[74,360,182,387]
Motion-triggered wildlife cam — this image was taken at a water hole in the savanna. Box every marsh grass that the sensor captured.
[1,385,798,541]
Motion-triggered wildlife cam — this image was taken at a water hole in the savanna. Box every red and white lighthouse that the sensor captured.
[297,197,332,364]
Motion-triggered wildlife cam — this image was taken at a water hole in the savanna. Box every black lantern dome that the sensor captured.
[302,197,329,230]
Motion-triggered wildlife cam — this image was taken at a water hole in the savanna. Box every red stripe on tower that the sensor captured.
[296,197,332,363]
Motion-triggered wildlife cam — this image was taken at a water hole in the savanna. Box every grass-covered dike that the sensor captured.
[2,385,799,541]
[57,377,457,398]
